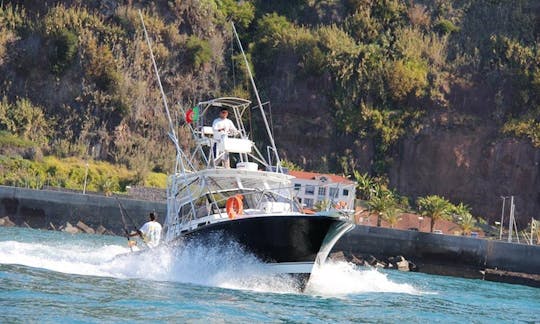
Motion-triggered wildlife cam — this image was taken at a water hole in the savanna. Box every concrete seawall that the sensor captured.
[1,186,539,286]
[0,186,166,232]
[334,225,540,286]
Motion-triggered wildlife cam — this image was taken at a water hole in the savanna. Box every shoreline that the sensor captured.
[1,185,539,288]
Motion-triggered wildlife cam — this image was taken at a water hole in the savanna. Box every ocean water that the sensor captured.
[0,227,538,323]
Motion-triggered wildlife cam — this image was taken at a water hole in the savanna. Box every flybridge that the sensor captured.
[184,97,278,172]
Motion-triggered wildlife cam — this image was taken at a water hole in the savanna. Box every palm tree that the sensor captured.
[532,219,540,244]
[313,200,330,212]
[417,195,452,232]
[368,193,396,227]
[452,203,476,235]
[381,203,402,228]
[458,212,476,235]
[353,170,374,200]
[452,202,471,221]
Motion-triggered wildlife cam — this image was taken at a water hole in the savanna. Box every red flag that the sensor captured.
[186,108,194,123]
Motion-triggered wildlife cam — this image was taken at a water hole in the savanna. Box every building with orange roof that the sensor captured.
[288,170,356,210]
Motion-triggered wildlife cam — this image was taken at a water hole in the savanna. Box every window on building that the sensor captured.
[342,189,349,197]
[329,187,338,198]
[318,187,326,196]
[304,198,314,208]
[294,183,301,191]
[305,185,315,195]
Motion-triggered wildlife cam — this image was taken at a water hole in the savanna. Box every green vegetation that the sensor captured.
[417,195,453,232]
[48,29,78,74]
[355,171,485,232]
[0,97,50,146]
[185,36,213,69]
[0,1,538,200]
[0,155,166,192]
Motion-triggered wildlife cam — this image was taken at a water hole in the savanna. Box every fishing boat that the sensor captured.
[139,14,354,289]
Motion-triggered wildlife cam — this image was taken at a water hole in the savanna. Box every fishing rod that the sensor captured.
[114,196,148,249]
[116,196,134,251]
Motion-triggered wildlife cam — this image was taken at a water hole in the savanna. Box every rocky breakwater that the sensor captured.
[329,251,418,272]
[0,215,115,235]
[334,225,540,288]
[0,186,167,234]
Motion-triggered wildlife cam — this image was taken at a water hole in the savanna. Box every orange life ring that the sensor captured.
[335,201,347,209]
[226,194,244,219]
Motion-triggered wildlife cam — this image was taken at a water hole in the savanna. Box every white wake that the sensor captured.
[0,238,420,296]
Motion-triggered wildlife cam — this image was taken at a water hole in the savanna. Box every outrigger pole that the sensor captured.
[138,10,197,223]
[230,22,282,172]
[138,10,189,174]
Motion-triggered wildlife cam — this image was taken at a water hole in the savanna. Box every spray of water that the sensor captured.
[306,260,419,295]
[0,237,420,296]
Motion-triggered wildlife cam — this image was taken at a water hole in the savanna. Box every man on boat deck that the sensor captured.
[130,212,162,248]
[212,108,238,168]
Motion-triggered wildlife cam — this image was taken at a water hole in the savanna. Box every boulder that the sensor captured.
[364,255,387,268]
[396,256,410,272]
[350,254,364,266]
[0,216,16,227]
[329,251,347,262]
[96,225,107,235]
[62,222,79,234]
[365,255,378,266]
[76,221,95,234]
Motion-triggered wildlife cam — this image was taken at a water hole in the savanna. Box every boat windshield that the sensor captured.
[177,188,301,221]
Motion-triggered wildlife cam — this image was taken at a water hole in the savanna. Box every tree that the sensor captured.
[458,213,477,235]
[417,195,453,232]
[380,203,402,228]
[368,193,396,227]
[451,202,479,235]
[353,170,374,200]
[281,159,303,171]
[313,199,330,212]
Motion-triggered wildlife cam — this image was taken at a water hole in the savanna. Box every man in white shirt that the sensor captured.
[131,212,162,248]
[212,108,238,168]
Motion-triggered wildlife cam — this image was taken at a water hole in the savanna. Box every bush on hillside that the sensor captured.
[387,59,429,101]
[434,19,459,34]
[49,28,78,74]
[185,35,212,69]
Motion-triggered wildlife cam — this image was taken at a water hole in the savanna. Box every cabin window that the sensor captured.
[342,189,349,197]
[329,187,338,198]
[305,185,315,195]
[318,187,326,196]
[294,183,301,191]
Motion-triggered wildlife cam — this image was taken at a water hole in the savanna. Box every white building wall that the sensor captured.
[291,177,355,210]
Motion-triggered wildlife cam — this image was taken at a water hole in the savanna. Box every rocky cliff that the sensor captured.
[389,121,539,227]
[0,1,539,227]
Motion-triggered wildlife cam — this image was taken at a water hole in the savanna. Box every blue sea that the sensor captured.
[0,227,538,323]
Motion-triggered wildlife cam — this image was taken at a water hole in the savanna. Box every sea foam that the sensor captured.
[0,237,419,296]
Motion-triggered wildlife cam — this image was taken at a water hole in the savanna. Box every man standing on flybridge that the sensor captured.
[130,212,162,248]
[212,107,239,168]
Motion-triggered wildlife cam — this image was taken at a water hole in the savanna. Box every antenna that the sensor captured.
[230,22,282,172]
